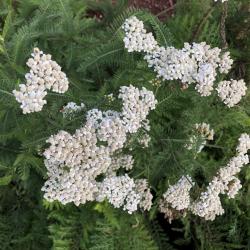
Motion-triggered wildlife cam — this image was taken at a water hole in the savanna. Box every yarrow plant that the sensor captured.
[10,7,248,226]
[13,48,69,114]
[122,17,246,104]
[160,134,250,221]
[42,85,157,213]
[1,0,250,248]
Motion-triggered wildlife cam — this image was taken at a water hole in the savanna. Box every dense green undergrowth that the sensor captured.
[0,0,249,249]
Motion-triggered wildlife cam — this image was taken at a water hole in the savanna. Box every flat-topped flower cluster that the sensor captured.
[159,176,194,223]
[122,16,246,105]
[160,133,250,221]
[96,175,153,214]
[42,85,157,213]
[216,79,247,107]
[13,48,69,114]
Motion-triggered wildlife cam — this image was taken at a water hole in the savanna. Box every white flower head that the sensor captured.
[122,17,247,103]
[217,79,247,107]
[160,175,194,211]
[236,133,250,155]
[13,48,69,114]
[42,85,155,213]
[122,16,157,53]
[97,175,152,214]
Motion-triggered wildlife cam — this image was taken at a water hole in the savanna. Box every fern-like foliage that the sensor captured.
[89,203,158,250]
[0,0,249,249]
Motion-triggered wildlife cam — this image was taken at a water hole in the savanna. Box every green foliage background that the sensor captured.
[0,0,249,249]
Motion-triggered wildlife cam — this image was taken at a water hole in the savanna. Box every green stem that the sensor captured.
[157,94,172,105]
[0,88,13,97]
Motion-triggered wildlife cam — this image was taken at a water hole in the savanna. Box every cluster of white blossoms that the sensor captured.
[42,85,157,212]
[159,175,194,223]
[96,174,152,214]
[191,153,249,220]
[186,123,214,153]
[119,85,157,133]
[13,48,69,114]
[144,42,233,97]
[160,134,250,222]
[122,17,247,104]
[216,79,247,107]
[61,102,85,118]
[122,16,157,53]
[237,133,250,155]
[159,176,194,211]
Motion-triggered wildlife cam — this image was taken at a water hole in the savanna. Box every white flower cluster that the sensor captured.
[13,48,69,114]
[42,85,156,212]
[186,123,214,153]
[216,79,247,107]
[190,133,250,220]
[144,42,233,97]
[122,16,157,53]
[191,154,249,220]
[61,102,85,118]
[160,134,250,221]
[96,174,152,214]
[237,133,250,155]
[119,85,157,133]
[159,176,194,211]
[123,17,247,104]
